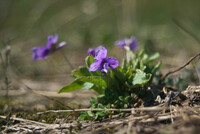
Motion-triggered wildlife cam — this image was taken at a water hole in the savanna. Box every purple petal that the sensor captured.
[105,57,119,69]
[46,34,58,49]
[101,63,109,73]
[95,45,105,51]
[115,38,127,48]
[89,60,103,71]
[32,46,49,60]
[87,48,96,57]
[129,36,138,51]
[95,46,107,60]
[57,41,67,49]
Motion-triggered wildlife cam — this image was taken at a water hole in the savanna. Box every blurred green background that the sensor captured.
[1,0,200,83]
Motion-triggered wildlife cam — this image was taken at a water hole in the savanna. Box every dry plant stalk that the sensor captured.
[160,52,200,82]
[36,106,169,115]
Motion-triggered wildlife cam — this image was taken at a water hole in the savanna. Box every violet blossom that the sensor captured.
[32,34,66,60]
[115,36,138,51]
[89,46,119,73]
[87,45,104,57]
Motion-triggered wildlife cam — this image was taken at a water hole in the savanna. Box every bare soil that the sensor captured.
[1,79,200,134]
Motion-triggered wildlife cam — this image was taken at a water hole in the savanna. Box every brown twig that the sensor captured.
[37,106,169,115]
[160,52,200,82]
[82,114,180,134]
[0,115,48,126]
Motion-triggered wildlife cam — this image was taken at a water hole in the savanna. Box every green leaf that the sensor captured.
[119,96,123,101]
[139,60,146,71]
[111,69,126,90]
[78,76,107,88]
[86,55,95,68]
[148,53,160,63]
[97,94,105,99]
[138,49,145,57]
[112,69,126,82]
[133,58,139,70]
[132,70,152,87]
[94,111,106,120]
[87,111,94,117]
[72,66,91,78]
[78,113,88,120]
[151,61,162,75]
[58,80,94,93]
[125,96,131,101]
[97,111,106,116]
[90,70,102,76]
[142,53,148,62]
[90,98,97,105]
[124,104,128,108]
[74,76,108,94]
[97,103,104,109]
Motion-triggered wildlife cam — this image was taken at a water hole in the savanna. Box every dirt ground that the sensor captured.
[1,78,200,134]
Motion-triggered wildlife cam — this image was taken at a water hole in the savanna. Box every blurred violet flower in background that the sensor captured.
[32,34,66,60]
[115,36,138,51]
[89,46,119,73]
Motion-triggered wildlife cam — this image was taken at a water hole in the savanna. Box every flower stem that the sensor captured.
[60,49,74,70]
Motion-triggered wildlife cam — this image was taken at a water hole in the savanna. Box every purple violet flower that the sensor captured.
[32,34,66,60]
[87,46,104,57]
[89,46,119,73]
[115,36,138,51]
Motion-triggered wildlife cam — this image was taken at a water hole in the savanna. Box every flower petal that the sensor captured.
[105,57,119,69]
[32,46,49,60]
[129,36,138,51]
[46,34,58,49]
[115,38,127,48]
[101,63,109,73]
[87,48,96,57]
[95,46,107,60]
[57,41,67,49]
[89,60,103,71]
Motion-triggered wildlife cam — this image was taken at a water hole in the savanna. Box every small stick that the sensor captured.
[37,106,169,115]
[0,115,48,126]
[141,115,180,123]
[170,105,174,123]
[60,49,74,70]
[160,52,200,82]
